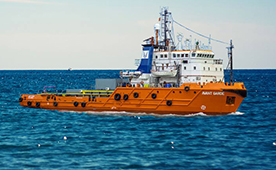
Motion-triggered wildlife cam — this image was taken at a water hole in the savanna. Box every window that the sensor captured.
[184,66,186,70]
[161,54,163,58]
[203,67,205,71]
[185,54,188,57]
[194,66,196,70]
[166,63,169,68]
[181,54,184,57]
[192,52,196,57]
[177,54,180,57]
[220,68,222,71]
[208,67,210,71]
[183,60,188,64]
[173,54,176,58]
[216,68,217,71]
[155,55,158,59]
[165,54,167,58]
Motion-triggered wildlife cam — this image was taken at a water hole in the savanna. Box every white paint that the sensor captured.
[141,51,149,59]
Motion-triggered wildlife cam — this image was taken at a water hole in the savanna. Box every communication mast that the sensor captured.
[159,7,175,50]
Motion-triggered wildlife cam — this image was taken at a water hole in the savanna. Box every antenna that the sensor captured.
[176,33,184,50]
[229,40,234,83]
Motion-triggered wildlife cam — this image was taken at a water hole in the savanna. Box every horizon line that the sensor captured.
[0,68,137,71]
[0,68,275,71]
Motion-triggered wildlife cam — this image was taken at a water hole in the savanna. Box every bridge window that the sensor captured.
[181,54,184,57]
[165,54,167,58]
[185,54,188,57]
[177,54,180,57]
[192,53,196,57]
[183,60,188,64]
[173,54,176,58]
[161,54,163,58]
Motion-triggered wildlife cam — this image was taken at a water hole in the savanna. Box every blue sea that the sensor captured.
[0,69,276,169]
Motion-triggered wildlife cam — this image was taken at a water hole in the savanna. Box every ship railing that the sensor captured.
[134,59,141,66]
[122,71,141,77]
[181,45,212,51]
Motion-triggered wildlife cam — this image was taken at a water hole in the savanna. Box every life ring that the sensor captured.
[81,102,86,107]
[114,93,121,100]
[133,92,139,98]
[166,100,172,106]
[19,97,23,102]
[27,101,32,106]
[53,102,58,107]
[123,94,129,101]
[184,86,190,91]
[74,101,79,107]
[151,93,157,99]
[36,102,40,107]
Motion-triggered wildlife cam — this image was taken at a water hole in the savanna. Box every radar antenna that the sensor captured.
[175,33,184,50]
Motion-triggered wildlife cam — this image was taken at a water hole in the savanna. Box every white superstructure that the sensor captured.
[122,7,225,87]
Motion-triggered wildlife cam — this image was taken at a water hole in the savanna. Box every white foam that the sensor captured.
[228,111,245,115]
[60,110,243,117]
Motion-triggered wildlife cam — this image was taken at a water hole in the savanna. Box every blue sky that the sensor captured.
[0,0,275,69]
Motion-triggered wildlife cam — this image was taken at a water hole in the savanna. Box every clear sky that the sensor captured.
[0,0,275,69]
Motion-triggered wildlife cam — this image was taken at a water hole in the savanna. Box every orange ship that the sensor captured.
[19,8,247,116]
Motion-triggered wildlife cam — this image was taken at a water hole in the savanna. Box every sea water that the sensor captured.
[0,69,276,169]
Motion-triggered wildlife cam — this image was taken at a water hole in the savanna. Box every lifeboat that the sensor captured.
[151,69,177,77]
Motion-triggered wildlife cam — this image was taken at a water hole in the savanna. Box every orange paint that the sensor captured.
[19,82,246,116]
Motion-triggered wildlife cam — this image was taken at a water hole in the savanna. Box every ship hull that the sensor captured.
[19,83,246,116]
